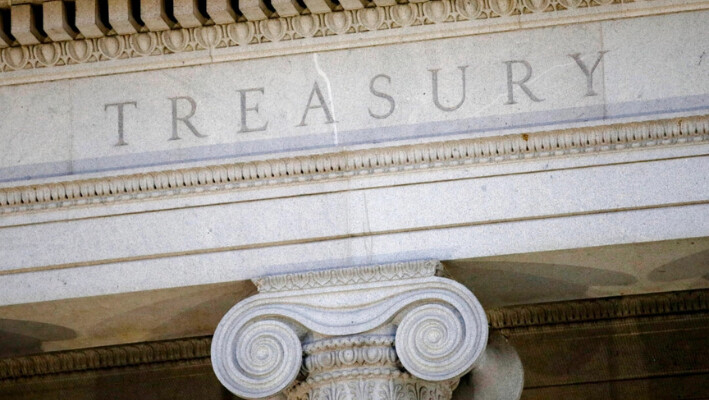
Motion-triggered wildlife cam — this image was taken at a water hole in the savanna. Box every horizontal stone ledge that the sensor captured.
[1,288,707,381]
[0,114,707,215]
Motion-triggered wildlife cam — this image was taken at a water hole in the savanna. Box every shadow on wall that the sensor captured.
[86,284,257,342]
[648,248,709,282]
[445,261,637,308]
[506,304,709,398]
[152,289,258,337]
[0,319,77,358]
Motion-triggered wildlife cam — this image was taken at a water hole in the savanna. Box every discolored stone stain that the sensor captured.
[87,283,258,343]
[152,290,258,337]
[521,133,529,141]
[444,261,637,308]
[648,249,709,282]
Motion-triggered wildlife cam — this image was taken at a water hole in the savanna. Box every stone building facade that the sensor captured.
[0,0,707,397]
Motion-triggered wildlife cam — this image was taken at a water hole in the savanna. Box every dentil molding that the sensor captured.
[1,114,707,215]
[211,260,491,399]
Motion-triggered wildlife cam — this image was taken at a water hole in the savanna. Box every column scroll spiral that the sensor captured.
[213,319,303,399]
[395,303,472,381]
[211,260,495,400]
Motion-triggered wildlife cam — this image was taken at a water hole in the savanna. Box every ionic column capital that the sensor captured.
[211,260,489,400]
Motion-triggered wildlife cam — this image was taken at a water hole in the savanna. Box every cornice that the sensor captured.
[1,114,707,215]
[0,0,707,86]
[486,289,709,329]
[0,337,211,381]
[1,288,707,382]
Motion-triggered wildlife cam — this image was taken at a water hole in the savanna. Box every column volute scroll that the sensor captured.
[211,260,510,400]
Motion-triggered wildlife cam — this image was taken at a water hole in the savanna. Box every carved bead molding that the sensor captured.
[486,287,709,329]
[1,288,707,382]
[1,114,707,215]
[211,260,489,399]
[0,0,707,85]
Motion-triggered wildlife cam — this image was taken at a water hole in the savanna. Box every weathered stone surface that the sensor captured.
[0,11,707,183]
[108,0,142,34]
[42,1,78,42]
[173,0,208,27]
[74,0,110,38]
[0,0,705,397]
[141,0,175,31]
[10,4,44,45]
[0,150,707,306]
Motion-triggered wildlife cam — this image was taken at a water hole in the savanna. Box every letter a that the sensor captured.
[297,82,335,127]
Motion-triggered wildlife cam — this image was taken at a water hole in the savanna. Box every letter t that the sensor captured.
[105,101,137,146]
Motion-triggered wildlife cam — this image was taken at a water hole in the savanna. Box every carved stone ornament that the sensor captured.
[1,0,707,86]
[211,260,491,400]
[1,115,706,216]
